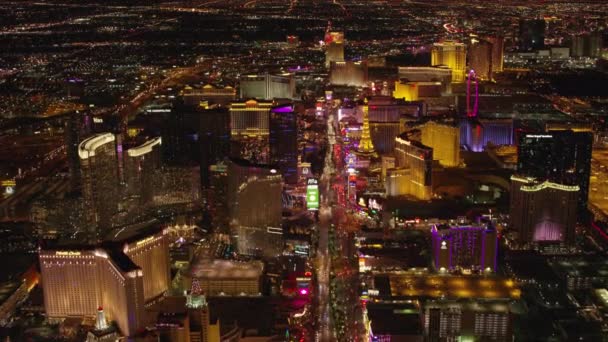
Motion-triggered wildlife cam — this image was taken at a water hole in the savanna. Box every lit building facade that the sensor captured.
[325,31,345,68]
[79,133,119,239]
[392,136,433,200]
[468,38,493,81]
[329,61,368,87]
[239,73,294,100]
[431,224,498,272]
[420,121,460,167]
[269,104,298,184]
[424,300,513,342]
[517,130,592,213]
[182,84,236,107]
[431,41,466,83]
[397,66,452,94]
[122,229,171,302]
[229,100,273,163]
[571,32,603,58]
[125,137,162,206]
[367,97,408,154]
[510,176,579,246]
[393,81,443,101]
[187,259,264,296]
[460,119,513,152]
[39,249,145,337]
[487,36,504,73]
[228,159,283,257]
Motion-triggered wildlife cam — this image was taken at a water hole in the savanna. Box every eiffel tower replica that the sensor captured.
[356,98,377,158]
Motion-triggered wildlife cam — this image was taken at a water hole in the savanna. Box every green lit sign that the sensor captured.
[306,178,319,210]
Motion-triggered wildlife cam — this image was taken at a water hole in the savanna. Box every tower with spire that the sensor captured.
[357,99,376,156]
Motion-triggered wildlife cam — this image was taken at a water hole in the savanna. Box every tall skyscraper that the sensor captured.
[519,19,545,51]
[419,121,460,167]
[40,227,171,337]
[125,137,162,206]
[431,41,467,83]
[40,248,145,337]
[229,99,273,164]
[269,103,298,184]
[65,111,87,193]
[199,107,230,188]
[517,130,592,213]
[367,97,403,154]
[468,37,493,81]
[392,135,433,200]
[571,32,604,58]
[227,159,283,257]
[431,224,498,272]
[79,133,119,238]
[487,36,504,73]
[161,103,200,166]
[325,31,345,68]
[510,175,579,246]
[121,229,171,302]
[239,73,295,100]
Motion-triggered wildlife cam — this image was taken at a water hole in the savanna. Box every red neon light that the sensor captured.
[466,70,479,118]
[591,222,608,241]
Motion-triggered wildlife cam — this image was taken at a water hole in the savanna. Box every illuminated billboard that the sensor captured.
[306,178,319,210]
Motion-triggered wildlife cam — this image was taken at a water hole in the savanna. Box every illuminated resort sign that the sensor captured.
[136,236,155,246]
[55,251,81,256]
[306,178,319,211]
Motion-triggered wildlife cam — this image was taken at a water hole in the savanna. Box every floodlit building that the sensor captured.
[424,300,513,342]
[487,36,505,73]
[325,31,345,68]
[510,175,578,246]
[571,32,603,58]
[187,259,264,296]
[468,37,493,81]
[460,119,513,152]
[367,97,403,154]
[39,225,171,337]
[390,136,433,200]
[431,41,466,83]
[40,249,145,337]
[329,61,368,87]
[397,66,452,94]
[239,73,294,100]
[431,224,498,272]
[228,159,283,257]
[182,84,236,106]
[125,137,162,206]
[79,133,119,239]
[229,100,273,163]
[419,121,460,167]
[517,130,592,213]
[393,81,443,101]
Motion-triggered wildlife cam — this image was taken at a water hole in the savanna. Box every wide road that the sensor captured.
[314,106,339,342]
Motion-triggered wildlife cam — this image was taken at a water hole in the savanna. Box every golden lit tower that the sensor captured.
[325,32,345,68]
[431,41,466,83]
[357,101,375,155]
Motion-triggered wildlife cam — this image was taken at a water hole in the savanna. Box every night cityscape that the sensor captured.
[1,0,608,341]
